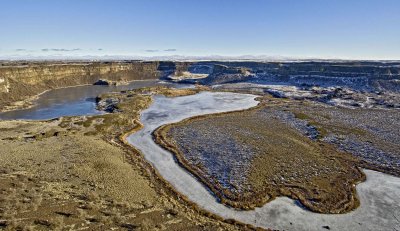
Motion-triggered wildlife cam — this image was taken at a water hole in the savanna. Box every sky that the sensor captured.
[1,0,400,60]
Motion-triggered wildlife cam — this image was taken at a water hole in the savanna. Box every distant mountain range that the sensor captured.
[1,54,399,62]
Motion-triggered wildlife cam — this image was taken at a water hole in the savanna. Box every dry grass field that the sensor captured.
[0,87,241,230]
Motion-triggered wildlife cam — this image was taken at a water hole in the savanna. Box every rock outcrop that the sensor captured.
[93,79,117,86]
[0,77,9,93]
[200,64,252,85]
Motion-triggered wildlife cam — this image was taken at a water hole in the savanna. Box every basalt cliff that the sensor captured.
[0,61,170,111]
[1,60,400,111]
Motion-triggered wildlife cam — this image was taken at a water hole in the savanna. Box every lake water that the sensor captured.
[0,80,182,120]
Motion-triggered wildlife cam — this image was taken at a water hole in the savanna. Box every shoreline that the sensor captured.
[119,119,264,230]
[125,92,268,227]
[152,99,365,213]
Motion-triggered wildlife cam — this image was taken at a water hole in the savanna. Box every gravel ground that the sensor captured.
[292,105,400,176]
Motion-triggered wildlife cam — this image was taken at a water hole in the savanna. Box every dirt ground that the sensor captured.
[0,87,244,230]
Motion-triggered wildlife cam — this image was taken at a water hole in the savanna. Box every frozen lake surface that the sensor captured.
[127,91,400,231]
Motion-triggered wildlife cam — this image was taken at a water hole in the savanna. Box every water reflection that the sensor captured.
[0,80,184,120]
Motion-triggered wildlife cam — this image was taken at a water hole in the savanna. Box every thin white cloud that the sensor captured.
[41,48,81,52]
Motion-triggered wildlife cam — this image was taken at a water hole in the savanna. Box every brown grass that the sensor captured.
[154,98,365,214]
[0,87,250,230]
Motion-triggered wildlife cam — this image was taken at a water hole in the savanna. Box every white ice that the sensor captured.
[127,91,400,231]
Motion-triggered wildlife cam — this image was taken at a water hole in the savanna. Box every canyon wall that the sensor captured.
[1,60,400,111]
[197,61,400,91]
[0,61,162,110]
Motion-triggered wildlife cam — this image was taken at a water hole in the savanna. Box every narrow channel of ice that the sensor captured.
[127,91,400,231]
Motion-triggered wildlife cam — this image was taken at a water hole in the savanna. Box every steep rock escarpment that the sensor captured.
[157,61,191,78]
[2,60,400,111]
[0,61,162,111]
[200,64,252,85]
[198,61,400,92]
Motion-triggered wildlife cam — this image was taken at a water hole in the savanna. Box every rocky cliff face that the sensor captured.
[2,60,400,112]
[0,77,9,93]
[197,61,400,92]
[0,61,162,111]
[200,64,251,85]
[157,61,191,78]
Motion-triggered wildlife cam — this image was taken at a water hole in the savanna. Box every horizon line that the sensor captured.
[1,54,399,62]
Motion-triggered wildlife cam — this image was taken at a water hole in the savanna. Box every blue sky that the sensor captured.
[1,0,399,59]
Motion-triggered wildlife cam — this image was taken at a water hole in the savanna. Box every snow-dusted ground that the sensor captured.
[127,92,400,231]
[168,71,209,81]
